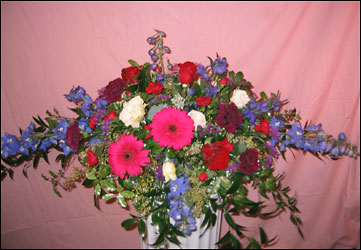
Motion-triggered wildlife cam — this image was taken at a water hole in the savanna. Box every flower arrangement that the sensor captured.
[1,30,359,249]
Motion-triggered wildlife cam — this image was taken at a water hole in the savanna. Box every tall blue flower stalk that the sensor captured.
[168,176,197,235]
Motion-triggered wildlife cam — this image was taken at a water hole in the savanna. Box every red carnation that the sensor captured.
[103,78,126,103]
[89,114,97,130]
[199,172,208,182]
[65,122,83,149]
[122,66,141,85]
[146,82,163,95]
[202,138,234,171]
[196,97,212,106]
[239,148,260,175]
[104,110,117,123]
[178,61,198,85]
[254,120,270,136]
[87,150,99,167]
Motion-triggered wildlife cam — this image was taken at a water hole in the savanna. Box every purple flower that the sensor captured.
[197,64,210,80]
[64,86,86,104]
[211,55,227,74]
[287,123,304,147]
[338,132,346,141]
[270,117,284,131]
[169,176,189,195]
[1,133,20,158]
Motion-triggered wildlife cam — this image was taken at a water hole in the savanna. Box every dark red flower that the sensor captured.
[178,61,198,85]
[239,148,260,175]
[87,150,99,167]
[146,82,163,95]
[103,78,126,103]
[66,122,83,149]
[196,97,212,106]
[254,120,270,136]
[216,103,243,133]
[202,138,234,171]
[121,66,141,85]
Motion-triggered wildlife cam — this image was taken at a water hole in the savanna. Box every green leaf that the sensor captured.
[151,233,165,246]
[101,193,115,201]
[224,212,236,229]
[100,178,116,192]
[138,219,146,240]
[117,194,127,208]
[193,82,202,96]
[82,178,93,187]
[201,208,212,228]
[128,59,139,67]
[49,170,57,177]
[121,190,134,199]
[227,181,240,194]
[247,237,261,249]
[259,225,267,244]
[33,154,41,170]
[86,172,97,180]
[121,218,136,228]
[216,231,231,245]
[94,184,101,196]
[260,91,267,100]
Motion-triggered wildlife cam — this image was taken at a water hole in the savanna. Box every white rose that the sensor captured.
[188,110,206,129]
[119,96,146,128]
[230,89,250,109]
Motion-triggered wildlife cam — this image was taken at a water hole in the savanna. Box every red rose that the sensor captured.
[103,78,125,103]
[196,97,212,106]
[87,150,99,167]
[121,66,141,85]
[146,82,163,95]
[65,122,83,149]
[254,120,270,136]
[202,138,234,171]
[178,61,198,85]
[199,172,208,182]
[104,110,117,123]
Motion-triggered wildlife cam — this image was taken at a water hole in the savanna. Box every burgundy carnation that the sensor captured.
[216,103,242,133]
[239,148,260,175]
[103,78,126,103]
[66,122,83,149]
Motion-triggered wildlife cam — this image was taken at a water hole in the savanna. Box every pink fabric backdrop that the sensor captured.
[1,1,360,249]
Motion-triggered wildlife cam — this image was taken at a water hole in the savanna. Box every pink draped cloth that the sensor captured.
[1,2,359,249]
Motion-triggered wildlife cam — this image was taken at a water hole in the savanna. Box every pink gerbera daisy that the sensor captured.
[150,107,195,150]
[107,134,150,179]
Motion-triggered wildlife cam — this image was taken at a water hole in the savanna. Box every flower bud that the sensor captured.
[148,49,155,56]
[163,161,177,182]
[164,46,171,53]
